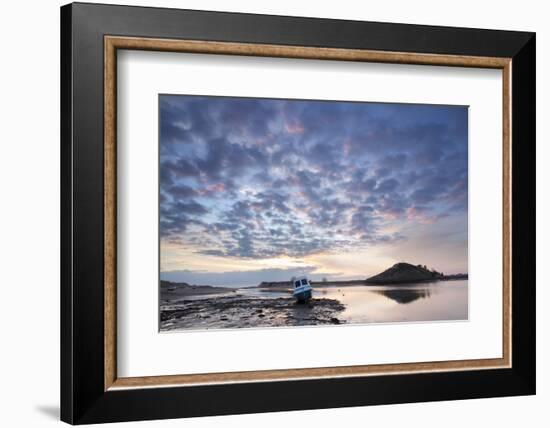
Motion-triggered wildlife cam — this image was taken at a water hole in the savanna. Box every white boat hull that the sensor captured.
[293,285,312,302]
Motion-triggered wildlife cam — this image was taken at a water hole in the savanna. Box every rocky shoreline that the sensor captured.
[160,295,346,331]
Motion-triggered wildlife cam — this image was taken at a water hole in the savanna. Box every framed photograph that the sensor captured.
[61,2,535,424]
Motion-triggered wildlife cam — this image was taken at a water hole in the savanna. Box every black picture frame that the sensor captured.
[61,2,535,424]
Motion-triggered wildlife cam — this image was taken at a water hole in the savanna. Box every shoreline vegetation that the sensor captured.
[364,262,467,285]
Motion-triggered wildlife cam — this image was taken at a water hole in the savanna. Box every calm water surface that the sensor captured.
[318,280,468,323]
[180,280,468,325]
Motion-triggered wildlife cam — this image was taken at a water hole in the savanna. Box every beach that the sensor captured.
[159,280,468,331]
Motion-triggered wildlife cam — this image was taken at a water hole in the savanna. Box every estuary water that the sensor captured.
[160,280,468,331]
[318,280,468,323]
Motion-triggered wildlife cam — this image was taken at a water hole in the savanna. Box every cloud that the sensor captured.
[159,95,468,261]
[161,266,340,287]
[375,178,399,193]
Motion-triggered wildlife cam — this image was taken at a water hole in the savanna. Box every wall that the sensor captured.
[0,0,545,426]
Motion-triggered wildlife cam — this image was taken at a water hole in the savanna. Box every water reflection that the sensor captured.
[373,288,432,304]
[239,280,468,324]
[318,280,468,324]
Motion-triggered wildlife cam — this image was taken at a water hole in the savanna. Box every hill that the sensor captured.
[366,262,445,285]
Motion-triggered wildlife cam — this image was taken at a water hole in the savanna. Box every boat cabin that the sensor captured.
[293,277,310,289]
[291,276,313,302]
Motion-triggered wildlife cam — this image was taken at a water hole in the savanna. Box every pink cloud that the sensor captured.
[285,122,305,134]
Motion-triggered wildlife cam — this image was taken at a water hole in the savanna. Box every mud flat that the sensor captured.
[160,295,346,331]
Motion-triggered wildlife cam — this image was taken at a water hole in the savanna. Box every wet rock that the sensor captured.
[160,296,346,331]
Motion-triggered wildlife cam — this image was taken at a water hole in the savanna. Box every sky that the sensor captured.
[159,95,468,287]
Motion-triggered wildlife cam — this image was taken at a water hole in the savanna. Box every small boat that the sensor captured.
[291,276,313,303]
